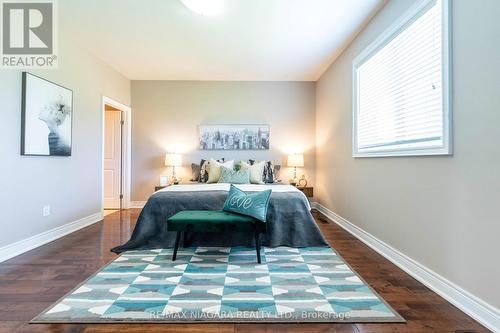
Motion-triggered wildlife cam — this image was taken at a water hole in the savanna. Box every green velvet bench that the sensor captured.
[167,210,266,263]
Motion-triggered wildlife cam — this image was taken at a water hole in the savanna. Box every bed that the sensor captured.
[111,183,327,253]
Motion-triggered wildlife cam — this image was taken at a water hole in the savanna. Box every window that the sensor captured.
[353,0,451,157]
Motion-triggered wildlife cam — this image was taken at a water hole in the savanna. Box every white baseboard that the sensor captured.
[312,202,500,333]
[130,201,146,208]
[0,212,103,263]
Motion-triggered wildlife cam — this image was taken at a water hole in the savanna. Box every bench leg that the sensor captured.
[173,231,182,261]
[254,231,261,264]
[183,231,188,248]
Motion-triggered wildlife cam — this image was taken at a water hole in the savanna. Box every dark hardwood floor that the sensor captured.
[0,209,490,333]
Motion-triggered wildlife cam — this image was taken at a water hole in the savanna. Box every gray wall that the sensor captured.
[316,0,500,309]
[0,32,130,249]
[131,81,316,201]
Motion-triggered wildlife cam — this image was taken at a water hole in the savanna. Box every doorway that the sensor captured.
[103,105,122,209]
[101,96,131,213]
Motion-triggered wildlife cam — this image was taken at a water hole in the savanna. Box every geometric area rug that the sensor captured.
[32,247,405,323]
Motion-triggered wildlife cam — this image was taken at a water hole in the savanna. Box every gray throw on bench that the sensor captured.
[112,190,327,253]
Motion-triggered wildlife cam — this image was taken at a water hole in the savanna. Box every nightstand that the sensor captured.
[155,185,168,191]
[297,186,313,198]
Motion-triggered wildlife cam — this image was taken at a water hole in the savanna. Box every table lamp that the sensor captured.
[287,153,304,186]
[165,153,182,184]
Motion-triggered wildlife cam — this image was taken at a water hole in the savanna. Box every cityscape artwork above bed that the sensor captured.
[199,124,269,150]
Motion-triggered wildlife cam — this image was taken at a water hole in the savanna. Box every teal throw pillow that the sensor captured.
[218,166,250,184]
[222,184,272,222]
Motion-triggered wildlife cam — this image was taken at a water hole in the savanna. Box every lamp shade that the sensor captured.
[287,154,304,167]
[165,153,182,167]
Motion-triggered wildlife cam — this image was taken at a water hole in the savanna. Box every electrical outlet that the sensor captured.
[43,205,50,217]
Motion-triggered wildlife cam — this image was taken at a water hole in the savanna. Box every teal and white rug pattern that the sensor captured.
[33,247,404,323]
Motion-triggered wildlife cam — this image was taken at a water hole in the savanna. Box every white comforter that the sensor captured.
[158,183,311,210]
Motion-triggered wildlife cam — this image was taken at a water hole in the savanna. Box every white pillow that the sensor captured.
[240,160,265,184]
[207,159,234,183]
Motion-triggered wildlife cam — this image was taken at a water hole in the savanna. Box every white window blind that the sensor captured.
[353,0,451,157]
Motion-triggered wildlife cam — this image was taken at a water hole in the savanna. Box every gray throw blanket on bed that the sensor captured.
[111,190,328,253]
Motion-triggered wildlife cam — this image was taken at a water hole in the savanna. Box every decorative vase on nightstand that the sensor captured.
[298,175,308,188]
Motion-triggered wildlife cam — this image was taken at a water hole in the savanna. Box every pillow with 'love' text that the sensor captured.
[222,184,272,222]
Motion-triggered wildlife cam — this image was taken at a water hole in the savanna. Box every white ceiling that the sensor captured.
[60,0,384,81]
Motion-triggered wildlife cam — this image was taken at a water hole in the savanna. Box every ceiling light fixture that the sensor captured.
[180,0,225,16]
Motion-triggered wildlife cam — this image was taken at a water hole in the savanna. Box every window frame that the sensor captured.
[352,0,452,158]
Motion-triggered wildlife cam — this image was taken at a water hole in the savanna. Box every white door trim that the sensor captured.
[101,96,132,210]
